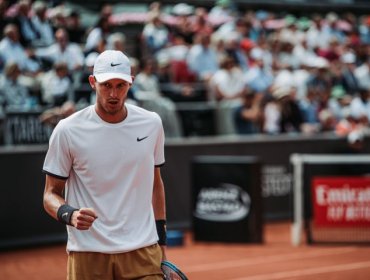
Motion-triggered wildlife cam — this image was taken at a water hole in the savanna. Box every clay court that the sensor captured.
[1,222,369,280]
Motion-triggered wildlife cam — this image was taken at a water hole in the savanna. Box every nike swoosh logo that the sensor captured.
[137,136,149,142]
[111,62,122,67]
[62,212,68,218]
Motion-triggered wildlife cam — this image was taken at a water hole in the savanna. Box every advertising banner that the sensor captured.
[312,177,370,227]
[192,156,262,243]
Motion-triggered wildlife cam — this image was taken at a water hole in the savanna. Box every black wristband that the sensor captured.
[57,204,78,226]
[156,219,167,245]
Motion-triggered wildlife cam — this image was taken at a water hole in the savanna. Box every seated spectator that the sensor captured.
[354,56,370,89]
[38,61,74,107]
[298,87,321,134]
[0,62,38,109]
[336,52,359,96]
[349,87,370,126]
[327,85,352,121]
[209,55,246,134]
[30,0,54,48]
[107,32,126,52]
[265,85,304,134]
[209,0,235,20]
[244,48,274,94]
[133,59,182,138]
[156,54,203,102]
[11,0,39,47]
[84,16,112,55]
[73,52,99,105]
[142,12,170,55]
[35,28,84,73]
[233,90,263,134]
[170,3,195,45]
[65,10,86,44]
[0,23,41,75]
[186,32,219,82]
[335,107,360,136]
[209,55,246,101]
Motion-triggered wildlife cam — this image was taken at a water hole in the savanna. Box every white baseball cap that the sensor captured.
[93,50,132,83]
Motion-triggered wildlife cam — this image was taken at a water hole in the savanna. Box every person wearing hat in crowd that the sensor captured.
[42,50,168,280]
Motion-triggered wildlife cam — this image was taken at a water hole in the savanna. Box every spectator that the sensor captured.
[298,87,321,133]
[244,47,274,94]
[0,23,41,74]
[30,0,54,47]
[209,55,246,134]
[349,87,370,126]
[11,0,39,47]
[38,61,73,107]
[0,62,37,109]
[233,90,263,134]
[354,56,370,89]
[142,12,170,55]
[334,52,359,96]
[35,28,84,72]
[265,85,304,133]
[209,55,245,101]
[327,85,352,121]
[186,32,219,82]
[170,3,195,45]
[84,16,112,55]
[209,0,235,20]
[133,59,183,138]
[107,32,126,52]
[65,10,86,44]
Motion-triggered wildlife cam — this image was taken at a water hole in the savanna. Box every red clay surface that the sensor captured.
[1,222,369,280]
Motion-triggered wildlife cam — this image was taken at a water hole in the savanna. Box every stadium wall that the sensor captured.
[0,134,369,249]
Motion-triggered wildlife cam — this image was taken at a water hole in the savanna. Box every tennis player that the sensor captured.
[43,50,167,280]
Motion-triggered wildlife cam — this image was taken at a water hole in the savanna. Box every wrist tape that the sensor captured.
[57,204,78,226]
[156,219,167,245]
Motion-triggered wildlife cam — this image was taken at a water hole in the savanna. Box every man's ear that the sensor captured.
[88,75,96,89]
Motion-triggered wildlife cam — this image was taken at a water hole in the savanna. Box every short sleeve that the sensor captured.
[42,120,72,179]
[154,116,165,167]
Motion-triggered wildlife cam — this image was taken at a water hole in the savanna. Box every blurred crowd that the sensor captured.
[0,0,369,142]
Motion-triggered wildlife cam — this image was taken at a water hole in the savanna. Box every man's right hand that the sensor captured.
[71,208,98,230]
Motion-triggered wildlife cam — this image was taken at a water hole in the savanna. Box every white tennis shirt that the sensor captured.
[43,104,165,253]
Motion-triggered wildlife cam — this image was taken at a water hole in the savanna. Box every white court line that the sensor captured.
[185,248,357,273]
[230,260,370,280]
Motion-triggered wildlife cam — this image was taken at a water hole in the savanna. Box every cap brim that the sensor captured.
[95,73,132,84]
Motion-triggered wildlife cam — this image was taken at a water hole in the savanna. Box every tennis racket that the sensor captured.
[161,260,188,280]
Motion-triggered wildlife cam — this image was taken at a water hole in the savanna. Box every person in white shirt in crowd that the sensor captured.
[142,12,170,55]
[210,55,246,134]
[209,0,235,20]
[133,59,182,138]
[30,0,55,48]
[84,16,112,55]
[354,56,370,90]
[306,14,332,51]
[38,61,74,107]
[0,23,41,75]
[107,32,126,52]
[349,87,370,126]
[35,28,84,73]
